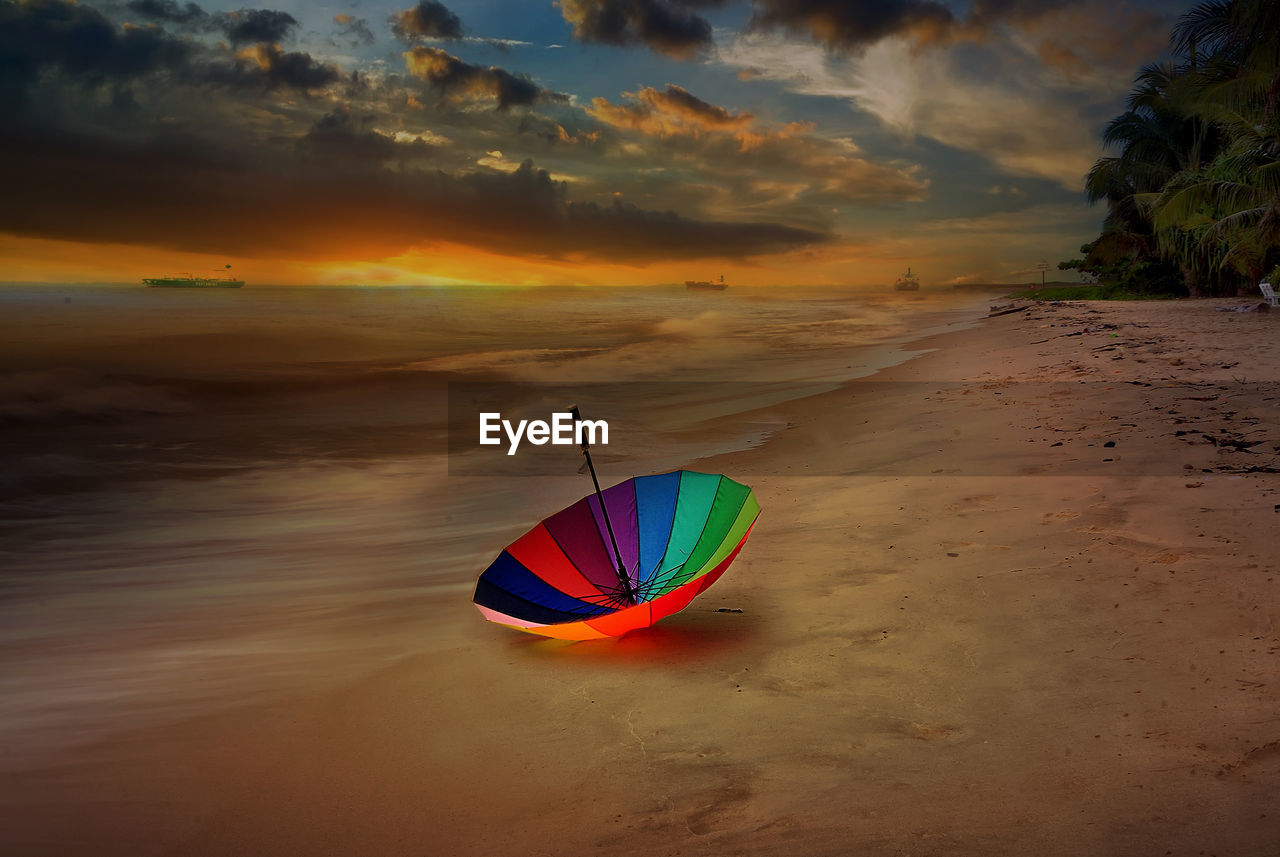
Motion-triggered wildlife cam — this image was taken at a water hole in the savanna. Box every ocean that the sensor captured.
[0,283,989,770]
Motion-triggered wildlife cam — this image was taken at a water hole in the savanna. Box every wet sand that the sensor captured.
[4,298,1280,856]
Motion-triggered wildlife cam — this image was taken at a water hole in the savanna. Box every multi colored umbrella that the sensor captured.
[473,469,760,640]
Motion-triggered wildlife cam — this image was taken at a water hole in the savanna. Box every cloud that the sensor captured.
[391,0,463,42]
[1007,3,1169,87]
[333,14,375,47]
[553,0,1090,59]
[220,9,297,46]
[622,128,929,214]
[967,0,1074,28]
[564,190,829,259]
[512,113,604,149]
[298,109,437,164]
[0,4,822,265]
[0,120,824,260]
[0,0,346,102]
[719,30,1112,189]
[125,0,207,26]
[1,0,838,269]
[1,0,193,94]
[220,42,342,90]
[585,84,928,213]
[749,0,956,51]
[915,202,1097,237]
[588,84,753,136]
[843,39,1104,188]
[746,0,1089,53]
[557,0,719,59]
[124,2,335,53]
[403,46,565,109]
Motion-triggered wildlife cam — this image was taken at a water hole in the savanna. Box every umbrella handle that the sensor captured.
[569,405,635,605]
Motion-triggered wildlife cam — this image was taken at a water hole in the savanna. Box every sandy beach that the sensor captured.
[4,295,1278,856]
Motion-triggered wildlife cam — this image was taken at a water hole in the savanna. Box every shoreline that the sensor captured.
[0,289,991,773]
[4,298,1279,856]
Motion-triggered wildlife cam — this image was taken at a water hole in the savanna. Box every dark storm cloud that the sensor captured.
[212,43,341,90]
[221,8,297,45]
[748,0,956,50]
[556,0,1090,56]
[299,109,435,163]
[747,0,1085,52]
[0,123,824,260]
[0,0,341,101]
[125,0,208,25]
[0,0,192,90]
[125,2,307,45]
[557,0,722,59]
[404,46,566,109]
[391,0,463,42]
[564,192,826,259]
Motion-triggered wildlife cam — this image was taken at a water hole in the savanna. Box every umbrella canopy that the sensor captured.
[473,470,760,640]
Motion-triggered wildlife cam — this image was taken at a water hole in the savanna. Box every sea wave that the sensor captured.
[0,369,190,424]
[650,310,731,338]
[398,346,611,377]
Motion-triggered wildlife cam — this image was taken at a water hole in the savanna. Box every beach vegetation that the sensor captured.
[1075,0,1280,297]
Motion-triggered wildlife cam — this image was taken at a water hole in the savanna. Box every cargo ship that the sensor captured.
[144,267,243,288]
[893,267,920,291]
[686,275,727,291]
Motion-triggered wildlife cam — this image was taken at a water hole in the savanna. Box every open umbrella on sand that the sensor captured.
[472,411,760,641]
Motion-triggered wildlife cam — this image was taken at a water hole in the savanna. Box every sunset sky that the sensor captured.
[1,0,1187,286]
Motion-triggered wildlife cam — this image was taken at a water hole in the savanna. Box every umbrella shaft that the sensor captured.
[581,447,634,605]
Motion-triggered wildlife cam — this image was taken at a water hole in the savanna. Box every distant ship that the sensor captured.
[144,266,243,288]
[686,275,727,291]
[894,267,920,291]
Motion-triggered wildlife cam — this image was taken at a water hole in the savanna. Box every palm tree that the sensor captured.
[1083,63,1216,289]
[1147,108,1279,291]
[1143,0,1280,293]
[1079,0,1280,295]
[1172,0,1280,123]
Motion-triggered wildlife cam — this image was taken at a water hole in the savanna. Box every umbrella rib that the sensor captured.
[643,561,687,599]
[536,520,630,608]
[655,475,736,593]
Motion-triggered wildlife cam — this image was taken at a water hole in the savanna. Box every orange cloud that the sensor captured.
[589,84,753,139]
[586,85,927,210]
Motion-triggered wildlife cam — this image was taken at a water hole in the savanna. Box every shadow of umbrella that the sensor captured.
[503,608,762,665]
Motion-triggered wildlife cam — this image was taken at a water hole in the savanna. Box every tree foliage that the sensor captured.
[1073,0,1280,296]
